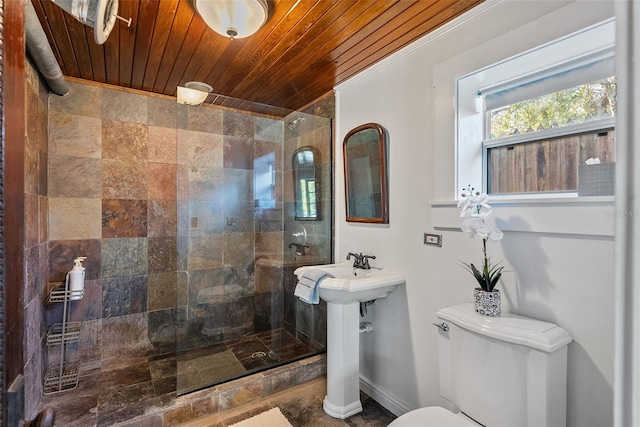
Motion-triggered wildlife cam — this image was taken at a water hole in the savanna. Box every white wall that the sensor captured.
[335,1,615,426]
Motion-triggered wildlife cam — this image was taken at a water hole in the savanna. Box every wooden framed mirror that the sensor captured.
[292,146,320,221]
[343,123,389,223]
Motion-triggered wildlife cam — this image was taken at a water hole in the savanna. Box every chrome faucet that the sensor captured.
[347,252,376,269]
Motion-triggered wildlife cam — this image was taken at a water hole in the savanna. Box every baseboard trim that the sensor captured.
[359,375,411,417]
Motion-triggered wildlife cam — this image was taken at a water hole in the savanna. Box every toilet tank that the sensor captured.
[436,303,572,427]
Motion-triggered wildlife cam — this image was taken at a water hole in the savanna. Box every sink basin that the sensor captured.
[294,262,405,304]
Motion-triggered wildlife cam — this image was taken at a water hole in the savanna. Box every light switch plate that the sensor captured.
[424,233,442,247]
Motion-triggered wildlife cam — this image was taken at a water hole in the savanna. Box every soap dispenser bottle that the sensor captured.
[67,257,86,300]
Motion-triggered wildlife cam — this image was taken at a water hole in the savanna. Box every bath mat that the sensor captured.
[229,407,293,427]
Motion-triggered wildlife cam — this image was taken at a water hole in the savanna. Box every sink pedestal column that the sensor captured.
[323,301,363,419]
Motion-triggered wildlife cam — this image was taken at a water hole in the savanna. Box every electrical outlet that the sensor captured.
[424,233,442,247]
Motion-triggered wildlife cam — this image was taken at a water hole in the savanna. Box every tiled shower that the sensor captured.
[23,60,334,423]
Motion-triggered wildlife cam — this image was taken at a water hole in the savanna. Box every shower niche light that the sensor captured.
[194,0,268,40]
[177,81,213,106]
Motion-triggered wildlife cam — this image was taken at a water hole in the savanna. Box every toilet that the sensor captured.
[389,303,572,427]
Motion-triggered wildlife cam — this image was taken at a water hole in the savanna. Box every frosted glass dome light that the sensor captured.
[194,0,268,40]
[177,81,213,106]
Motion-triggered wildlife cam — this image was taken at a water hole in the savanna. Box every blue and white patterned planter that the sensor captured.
[474,288,501,317]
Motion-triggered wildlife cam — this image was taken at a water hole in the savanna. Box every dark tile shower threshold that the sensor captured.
[175,329,325,395]
[39,328,324,427]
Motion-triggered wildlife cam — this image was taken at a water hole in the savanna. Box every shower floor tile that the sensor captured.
[177,349,246,393]
[38,328,322,426]
[227,335,271,360]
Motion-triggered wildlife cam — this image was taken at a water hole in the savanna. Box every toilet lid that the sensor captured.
[388,407,478,427]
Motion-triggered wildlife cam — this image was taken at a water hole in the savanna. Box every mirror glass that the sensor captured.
[343,123,388,223]
[293,146,319,220]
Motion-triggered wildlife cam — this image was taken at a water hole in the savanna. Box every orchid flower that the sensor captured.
[458,185,504,292]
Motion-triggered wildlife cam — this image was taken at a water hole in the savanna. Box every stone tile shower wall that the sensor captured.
[46,80,287,369]
[175,102,287,350]
[281,103,334,349]
[24,60,50,418]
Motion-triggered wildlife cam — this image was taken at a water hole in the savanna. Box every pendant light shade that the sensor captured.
[177,81,213,106]
[194,0,268,39]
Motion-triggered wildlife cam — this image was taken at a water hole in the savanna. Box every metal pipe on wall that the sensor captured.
[24,0,69,96]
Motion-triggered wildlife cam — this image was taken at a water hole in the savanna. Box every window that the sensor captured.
[456,19,616,198]
[487,77,616,140]
[299,178,317,217]
[485,75,616,194]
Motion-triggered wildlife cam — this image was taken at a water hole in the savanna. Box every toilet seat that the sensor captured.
[388,406,479,427]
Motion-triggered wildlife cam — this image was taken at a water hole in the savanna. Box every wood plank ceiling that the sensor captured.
[33,0,484,116]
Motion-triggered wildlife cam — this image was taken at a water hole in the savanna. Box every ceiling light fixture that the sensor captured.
[51,0,132,45]
[177,81,213,106]
[194,0,268,40]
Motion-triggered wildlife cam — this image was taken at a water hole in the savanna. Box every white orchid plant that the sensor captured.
[457,185,504,292]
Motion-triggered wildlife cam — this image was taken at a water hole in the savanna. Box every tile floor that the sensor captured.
[39,329,323,426]
[176,329,322,394]
[179,377,397,427]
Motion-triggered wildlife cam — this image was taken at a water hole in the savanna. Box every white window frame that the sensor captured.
[455,18,616,200]
[430,17,617,238]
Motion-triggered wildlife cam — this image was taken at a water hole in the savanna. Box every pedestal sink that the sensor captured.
[294,262,405,419]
